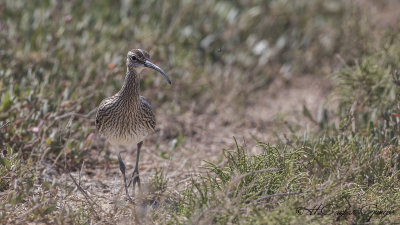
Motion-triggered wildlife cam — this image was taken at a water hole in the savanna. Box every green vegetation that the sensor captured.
[1,0,399,224]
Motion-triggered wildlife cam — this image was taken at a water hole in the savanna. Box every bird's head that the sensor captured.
[127,49,171,84]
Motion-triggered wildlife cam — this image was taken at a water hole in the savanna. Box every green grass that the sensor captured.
[1,0,400,224]
[159,135,400,224]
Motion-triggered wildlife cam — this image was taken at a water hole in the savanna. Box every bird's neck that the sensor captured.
[119,66,140,104]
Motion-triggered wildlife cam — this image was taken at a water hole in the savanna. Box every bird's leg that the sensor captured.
[118,152,133,202]
[129,141,143,196]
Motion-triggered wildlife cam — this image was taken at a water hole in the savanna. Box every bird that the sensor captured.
[95,49,171,202]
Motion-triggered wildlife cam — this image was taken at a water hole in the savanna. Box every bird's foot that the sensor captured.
[118,153,134,203]
[128,169,142,196]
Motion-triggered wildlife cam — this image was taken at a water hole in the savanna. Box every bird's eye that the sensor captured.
[131,55,137,61]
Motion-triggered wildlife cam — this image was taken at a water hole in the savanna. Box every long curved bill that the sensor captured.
[144,60,171,84]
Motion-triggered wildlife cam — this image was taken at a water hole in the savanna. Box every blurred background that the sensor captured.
[1,0,400,224]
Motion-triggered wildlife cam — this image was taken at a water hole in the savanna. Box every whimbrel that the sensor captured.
[96,49,171,201]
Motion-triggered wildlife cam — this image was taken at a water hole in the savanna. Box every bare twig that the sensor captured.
[55,107,98,120]
[0,121,10,129]
[256,188,323,202]
[68,172,100,219]
[55,112,88,120]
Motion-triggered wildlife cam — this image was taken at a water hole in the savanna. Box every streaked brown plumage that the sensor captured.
[96,49,171,201]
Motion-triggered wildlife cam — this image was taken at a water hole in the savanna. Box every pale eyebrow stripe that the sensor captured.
[137,49,145,57]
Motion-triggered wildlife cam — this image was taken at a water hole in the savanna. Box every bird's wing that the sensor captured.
[96,95,118,131]
[139,96,153,111]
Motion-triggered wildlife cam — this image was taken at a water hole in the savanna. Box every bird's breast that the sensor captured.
[100,121,153,146]
[96,95,156,146]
